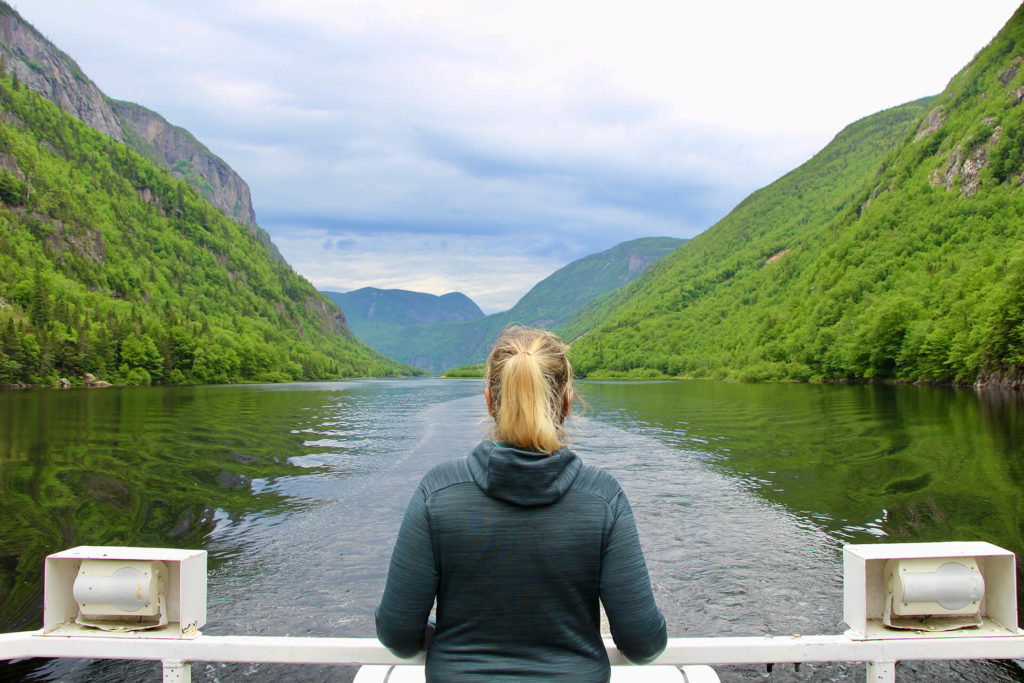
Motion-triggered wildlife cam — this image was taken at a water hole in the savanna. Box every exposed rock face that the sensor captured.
[110,100,257,226]
[762,248,791,266]
[0,2,274,251]
[975,371,1024,390]
[931,127,1001,197]
[627,252,649,275]
[305,296,352,337]
[913,105,946,141]
[0,150,22,177]
[42,218,106,266]
[0,9,124,142]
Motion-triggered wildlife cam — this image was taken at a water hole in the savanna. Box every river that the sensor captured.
[0,378,1022,681]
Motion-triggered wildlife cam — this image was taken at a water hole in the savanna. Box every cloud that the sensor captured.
[15,0,1024,308]
[275,227,565,313]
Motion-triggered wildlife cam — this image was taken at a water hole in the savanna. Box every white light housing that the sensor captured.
[843,541,1017,640]
[43,546,206,639]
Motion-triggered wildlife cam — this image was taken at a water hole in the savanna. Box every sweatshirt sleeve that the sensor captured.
[375,484,439,658]
[600,489,668,664]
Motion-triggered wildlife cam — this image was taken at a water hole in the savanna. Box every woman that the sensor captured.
[376,325,667,681]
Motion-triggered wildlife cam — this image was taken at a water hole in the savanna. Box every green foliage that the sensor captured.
[440,363,485,378]
[123,366,152,385]
[121,334,163,376]
[568,8,1024,385]
[0,69,413,386]
[0,169,25,205]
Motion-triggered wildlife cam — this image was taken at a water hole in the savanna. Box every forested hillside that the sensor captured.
[0,71,410,385]
[356,237,683,373]
[567,6,1024,386]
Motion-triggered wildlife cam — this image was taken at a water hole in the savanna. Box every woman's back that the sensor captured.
[375,327,666,681]
[377,442,666,681]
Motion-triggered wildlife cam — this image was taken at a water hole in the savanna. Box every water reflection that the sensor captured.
[0,384,327,633]
[1,379,1023,682]
[577,381,1024,609]
[573,381,1024,681]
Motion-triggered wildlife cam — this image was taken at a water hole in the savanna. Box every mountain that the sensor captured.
[0,21,411,384]
[321,288,485,346]
[567,5,1024,386]
[355,237,684,373]
[323,287,484,327]
[0,3,283,262]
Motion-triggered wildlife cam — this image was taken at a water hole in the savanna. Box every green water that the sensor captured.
[578,381,1024,552]
[1,379,1023,681]
[0,383,335,631]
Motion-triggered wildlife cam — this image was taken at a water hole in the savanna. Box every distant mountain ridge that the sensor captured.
[0,2,283,261]
[322,288,485,341]
[347,237,684,372]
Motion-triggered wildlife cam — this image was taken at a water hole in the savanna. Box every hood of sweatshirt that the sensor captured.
[468,440,582,507]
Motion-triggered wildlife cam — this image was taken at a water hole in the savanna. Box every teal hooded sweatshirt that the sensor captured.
[375,440,667,681]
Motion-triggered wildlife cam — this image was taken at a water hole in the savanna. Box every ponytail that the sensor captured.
[486,326,573,453]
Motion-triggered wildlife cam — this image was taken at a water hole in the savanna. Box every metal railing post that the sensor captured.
[865,660,895,683]
[162,658,191,683]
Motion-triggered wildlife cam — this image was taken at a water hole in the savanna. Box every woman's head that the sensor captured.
[485,325,573,454]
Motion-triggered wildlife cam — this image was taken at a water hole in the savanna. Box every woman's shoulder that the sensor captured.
[568,461,627,503]
[418,455,475,496]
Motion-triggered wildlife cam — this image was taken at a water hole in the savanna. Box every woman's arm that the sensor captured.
[600,490,668,664]
[375,485,439,658]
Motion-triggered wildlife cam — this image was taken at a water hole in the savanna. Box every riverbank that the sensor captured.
[576,368,1024,391]
[1,372,112,391]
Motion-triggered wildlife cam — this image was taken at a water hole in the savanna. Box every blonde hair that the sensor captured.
[486,325,573,454]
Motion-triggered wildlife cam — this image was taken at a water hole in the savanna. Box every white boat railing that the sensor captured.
[4,629,1024,682]
[5,542,1022,682]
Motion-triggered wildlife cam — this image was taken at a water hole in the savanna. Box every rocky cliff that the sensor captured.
[0,2,281,258]
[0,7,122,141]
[111,99,257,226]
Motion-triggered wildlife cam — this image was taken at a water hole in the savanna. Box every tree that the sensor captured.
[0,170,25,205]
[120,334,164,377]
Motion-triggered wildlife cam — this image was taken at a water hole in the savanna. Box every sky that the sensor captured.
[13,1,1024,312]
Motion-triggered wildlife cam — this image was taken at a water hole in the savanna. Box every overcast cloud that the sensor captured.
[14,0,1022,311]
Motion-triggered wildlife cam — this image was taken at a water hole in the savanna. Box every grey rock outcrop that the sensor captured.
[0,9,124,142]
[930,126,1001,197]
[110,100,257,226]
[83,372,111,388]
[913,105,946,142]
